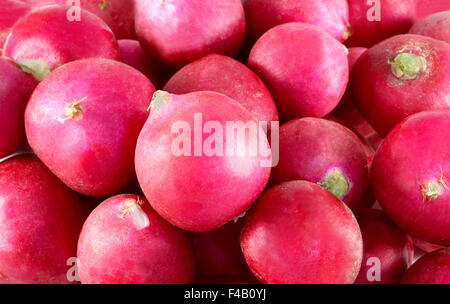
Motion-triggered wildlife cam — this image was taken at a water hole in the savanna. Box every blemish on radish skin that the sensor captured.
[119,198,150,229]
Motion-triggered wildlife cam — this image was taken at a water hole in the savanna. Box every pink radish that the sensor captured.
[241,0,350,43]
[270,118,372,210]
[240,180,363,284]
[372,111,450,246]
[248,22,349,120]
[3,5,120,81]
[25,58,155,197]
[0,155,86,283]
[134,0,245,68]
[135,90,271,232]
[409,11,450,44]
[351,34,450,136]
[77,194,195,284]
[20,0,135,39]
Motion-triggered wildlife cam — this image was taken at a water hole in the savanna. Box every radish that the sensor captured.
[0,155,86,284]
[77,194,195,284]
[163,54,278,133]
[401,248,450,284]
[25,58,155,197]
[354,209,414,284]
[0,57,37,159]
[0,0,31,48]
[248,23,349,120]
[190,219,256,283]
[3,5,120,81]
[135,91,271,232]
[118,39,168,89]
[134,0,245,68]
[20,0,135,39]
[351,34,450,136]
[346,0,417,47]
[241,0,350,43]
[409,11,450,44]
[240,180,363,284]
[372,111,450,246]
[270,118,372,210]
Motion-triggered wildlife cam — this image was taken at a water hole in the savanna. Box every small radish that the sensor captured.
[248,22,348,120]
[190,219,256,283]
[77,194,195,284]
[25,58,155,197]
[118,39,168,89]
[3,5,120,81]
[21,0,135,39]
[241,0,350,43]
[163,54,278,133]
[0,57,37,159]
[240,180,363,284]
[134,0,245,68]
[372,111,450,246]
[0,155,86,284]
[409,11,450,44]
[270,118,372,210]
[0,0,31,48]
[401,248,450,284]
[346,0,417,47]
[351,34,450,136]
[135,91,271,232]
[354,209,414,284]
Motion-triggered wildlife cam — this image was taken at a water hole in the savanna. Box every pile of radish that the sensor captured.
[0,0,449,284]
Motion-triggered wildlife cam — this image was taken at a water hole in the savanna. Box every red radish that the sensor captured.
[135,91,271,232]
[163,54,278,133]
[134,0,245,68]
[0,0,31,48]
[25,58,155,197]
[241,0,350,43]
[21,0,135,39]
[270,118,372,210]
[346,0,417,47]
[0,155,86,284]
[190,219,256,283]
[417,0,450,19]
[3,5,120,81]
[354,209,414,284]
[0,57,37,159]
[118,39,168,89]
[351,34,450,136]
[409,11,450,44]
[412,237,445,253]
[248,23,349,120]
[240,180,363,284]
[372,111,450,246]
[77,194,195,284]
[401,248,450,284]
